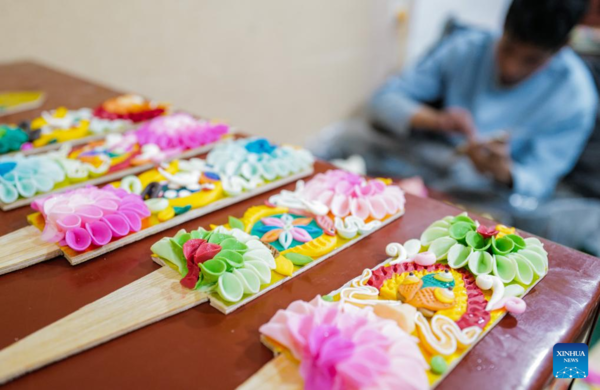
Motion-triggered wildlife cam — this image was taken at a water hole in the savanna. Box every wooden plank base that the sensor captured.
[0,266,208,385]
[209,210,404,314]
[64,168,313,265]
[237,354,302,390]
[0,226,61,276]
[238,244,548,390]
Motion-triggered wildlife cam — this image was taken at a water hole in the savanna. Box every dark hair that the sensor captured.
[504,0,589,50]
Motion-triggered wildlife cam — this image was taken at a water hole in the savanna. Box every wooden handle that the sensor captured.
[237,354,302,390]
[0,266,208,384]
[0,226,62,276]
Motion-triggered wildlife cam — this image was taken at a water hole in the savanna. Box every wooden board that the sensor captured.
[197,210,404,314]
[0,137,230,211]
[238,244,547,390]
[237,354,302,390]
[0,168,313,276]
[0,226,61,276]
[0,266,208,385]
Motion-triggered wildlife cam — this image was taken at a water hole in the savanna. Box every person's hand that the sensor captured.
[465,137,513,186]
[410,106,476,139]
[437,108,476,139]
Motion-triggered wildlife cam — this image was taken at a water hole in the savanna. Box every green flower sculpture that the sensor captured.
[151,226,276,302]
[419,213,548,286]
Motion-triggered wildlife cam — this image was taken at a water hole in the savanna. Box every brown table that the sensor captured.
[1,61,600,390]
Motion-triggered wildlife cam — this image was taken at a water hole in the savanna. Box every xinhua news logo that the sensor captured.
[553,343,588,379]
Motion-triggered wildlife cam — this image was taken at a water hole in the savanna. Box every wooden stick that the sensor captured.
[0,226,61,276]
[0,266,208,385]
[237,354,302,390]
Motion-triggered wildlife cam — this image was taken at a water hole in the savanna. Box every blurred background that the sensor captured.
[0,0,509,145]
[3,0,600,249]
[2,0,600,248]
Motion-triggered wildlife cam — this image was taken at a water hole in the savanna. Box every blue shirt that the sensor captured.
[369,30,598,199]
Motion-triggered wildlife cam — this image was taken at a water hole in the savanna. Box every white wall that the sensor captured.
[0,0,511,144]
[406,0,511,64]
[0,0,409,145]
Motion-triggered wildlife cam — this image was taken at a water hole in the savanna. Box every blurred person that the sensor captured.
[312,0,597,217]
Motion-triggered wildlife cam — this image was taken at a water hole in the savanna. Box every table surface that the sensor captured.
[1,61,600,390]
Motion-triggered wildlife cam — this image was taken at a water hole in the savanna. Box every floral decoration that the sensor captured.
[32,185,150,252]
[151,227,276,302]
[302,170,405,220]
[256,214,321,250]
[259,296,429,390]
[93,94,167,122]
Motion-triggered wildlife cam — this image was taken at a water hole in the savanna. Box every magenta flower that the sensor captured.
[134,113,228,151]
[32,185,150,252]
[260,297,429,390]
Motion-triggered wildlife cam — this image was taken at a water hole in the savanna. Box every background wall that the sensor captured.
[0,0,410,145]
[405,0,510,64]
[0,0,508,145]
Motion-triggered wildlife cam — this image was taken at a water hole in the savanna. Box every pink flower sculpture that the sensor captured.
[302,170,405,220]
[32,185,150,252]
[134,113,228,151]
[260,297,428,390]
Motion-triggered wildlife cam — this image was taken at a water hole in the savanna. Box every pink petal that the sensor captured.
[40,223,63,243]
[57,214,82,230]
[337,361,377,388]
[77,205,104,224]
[119,202,151,218]
[101,214,130,237]
[291,227,312,242]
[380,194,400,215]
[120,210,142,232]
[65,227,92,251]
[261,217,285,228]
[368,195,388,220]
[334,181,353,195]
[317,190,334,207]
[95,199,119,213]
[330,194,350,217]
[316,335,354,367]
[350,197,370,220]
[354,183,374,197]
[85,221,113,246]
[315,215,335,236]
[301,360,335,390]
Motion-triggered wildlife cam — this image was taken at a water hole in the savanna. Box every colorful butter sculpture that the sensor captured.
[0,113,228,207]
[0,124,29,154]
[116,137,315,226]
[150,169,406,306]
[244,213,547,390]
[0,94,168,154]
[92,94,167,122]
[0,137,313,275]
[0,171,405,385]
